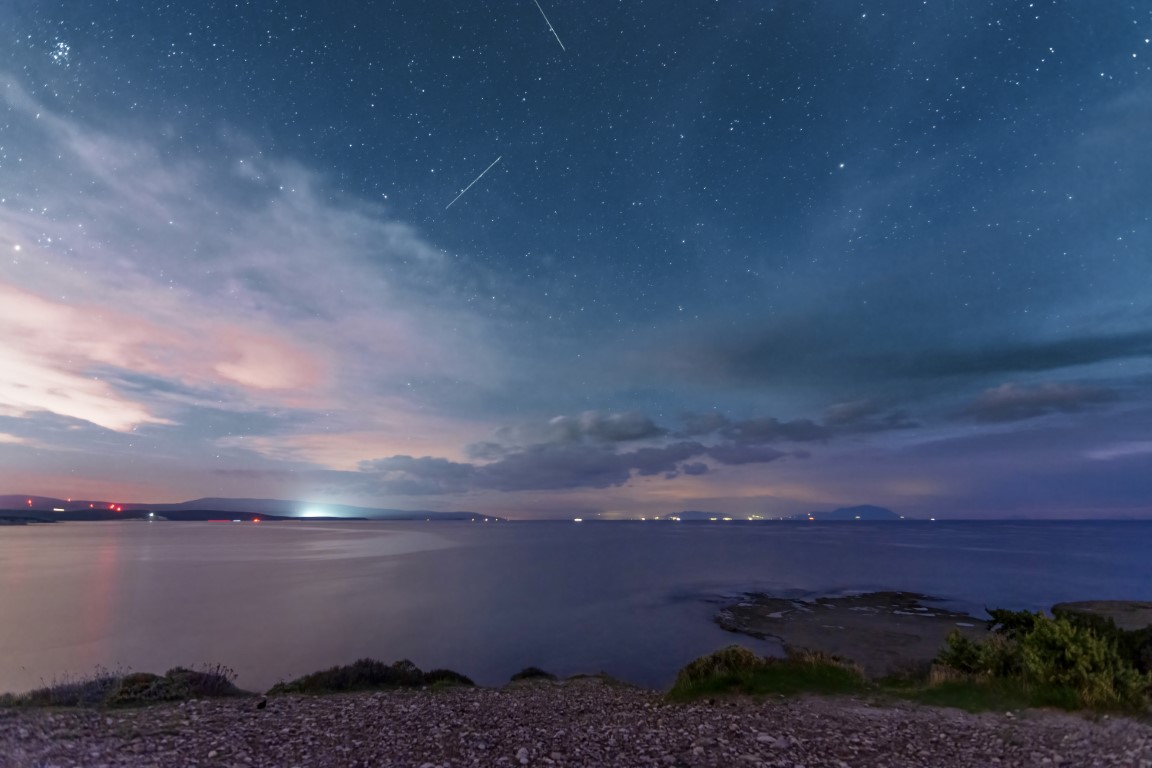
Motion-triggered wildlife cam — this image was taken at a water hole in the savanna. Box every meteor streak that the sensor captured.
[531,0,566,51]
[445,156,503,209]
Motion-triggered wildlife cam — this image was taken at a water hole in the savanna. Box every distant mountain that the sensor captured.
[788,504,905,521]
[0,495,499,522]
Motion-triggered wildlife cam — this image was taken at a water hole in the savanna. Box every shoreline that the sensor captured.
[4,594,1148,699]
[4,595,1151,764]
[4,678,1150,767]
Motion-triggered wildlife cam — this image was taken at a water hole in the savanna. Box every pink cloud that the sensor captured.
[0,280,331,430]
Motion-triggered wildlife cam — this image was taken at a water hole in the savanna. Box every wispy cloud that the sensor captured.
[963,382,1117,423]
[0,76,500,455]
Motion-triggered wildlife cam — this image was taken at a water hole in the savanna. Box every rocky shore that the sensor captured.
[3,677,1150,768]
[715,592,990,678]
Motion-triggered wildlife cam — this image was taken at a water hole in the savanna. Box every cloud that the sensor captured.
[0,77,499,448]
[357,455,476,495]
[678,408,915,443]
[907,334,1152,380]
[963,382,1118,423]
[474,410,667,453]
[720,416,830,443]
[354,410,821,494]
[675,321,1152,390]
[1086,441,1152,461]
[821,400,919,432]
[354,442,705,495]
[676,412,732,437]
[705,443,790,465]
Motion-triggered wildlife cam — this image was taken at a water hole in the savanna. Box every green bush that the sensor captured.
[1051,608,1152,674]
[510,666,557,682]
[163,664,244,698]
[668,645,866,700]
[1018,615,1147,709]
[674,645,767,687]
[0,664,245,708]
[934,609,1152,712]
[2,668,123,708]
[424,668,475,688]
[938,631,1020,678]
[268,658,472,695]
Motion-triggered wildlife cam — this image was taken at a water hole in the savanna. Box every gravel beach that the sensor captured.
[3,678,1150,768]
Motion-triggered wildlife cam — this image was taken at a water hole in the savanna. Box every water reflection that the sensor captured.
[1,520,1149,694]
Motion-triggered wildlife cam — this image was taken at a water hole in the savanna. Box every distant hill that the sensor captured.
[0,495,499,522]
[788,505,905,521]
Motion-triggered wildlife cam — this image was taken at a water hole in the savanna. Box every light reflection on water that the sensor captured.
[0,520,1148,694]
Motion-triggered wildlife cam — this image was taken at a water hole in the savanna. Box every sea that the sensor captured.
[1,520,1149,695]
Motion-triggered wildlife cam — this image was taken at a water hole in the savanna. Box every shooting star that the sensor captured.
[446,156,503,209]
[531,0,566,51]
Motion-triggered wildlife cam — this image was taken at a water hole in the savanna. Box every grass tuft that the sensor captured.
[267,658,473,695]
[510,666,558,682]
[0,663,246,708]
[667,645,867,701]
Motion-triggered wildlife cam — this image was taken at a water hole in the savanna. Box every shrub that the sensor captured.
[268,658,471,695]
[510,667,557,682]
[4,668,123,708]
[1051,608,1152,674]
[1018,615,1147,709]
[674,645,767,688]
[163,664,244,698]
[668,645,865,700]
[937,631,1019,679]
[934,609,1152,712]
[1,663,246,708]
[424,668,475,687]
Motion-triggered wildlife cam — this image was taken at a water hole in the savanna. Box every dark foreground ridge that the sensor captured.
[3,677,1151,767]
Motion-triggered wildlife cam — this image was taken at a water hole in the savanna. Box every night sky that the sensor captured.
[2,2,1150,519]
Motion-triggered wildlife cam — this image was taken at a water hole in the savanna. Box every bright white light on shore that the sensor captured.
[573,517,583,522]
[300,508,327,518]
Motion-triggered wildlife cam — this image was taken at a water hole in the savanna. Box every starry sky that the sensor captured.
[2,1,1150,519]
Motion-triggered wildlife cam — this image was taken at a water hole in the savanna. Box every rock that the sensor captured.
[1052,601,1152,631]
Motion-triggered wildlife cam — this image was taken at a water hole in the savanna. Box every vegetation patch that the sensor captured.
[0,664,246,708]
[510,666,558,682]
[934,609,1152,712]
[267,658,474,695]
[667,645,867,701]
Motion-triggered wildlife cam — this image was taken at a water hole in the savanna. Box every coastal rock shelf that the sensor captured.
[3,678,1149,767]
[715,591,989,678]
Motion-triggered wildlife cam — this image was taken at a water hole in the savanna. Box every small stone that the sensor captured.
[755,733,776,744]
[208,749,218,758]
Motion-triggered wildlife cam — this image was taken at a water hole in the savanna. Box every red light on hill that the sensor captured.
[27,499,32,506]
[253,518,261,523]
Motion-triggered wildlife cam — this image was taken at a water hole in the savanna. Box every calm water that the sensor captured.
[1,520,1149,694]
